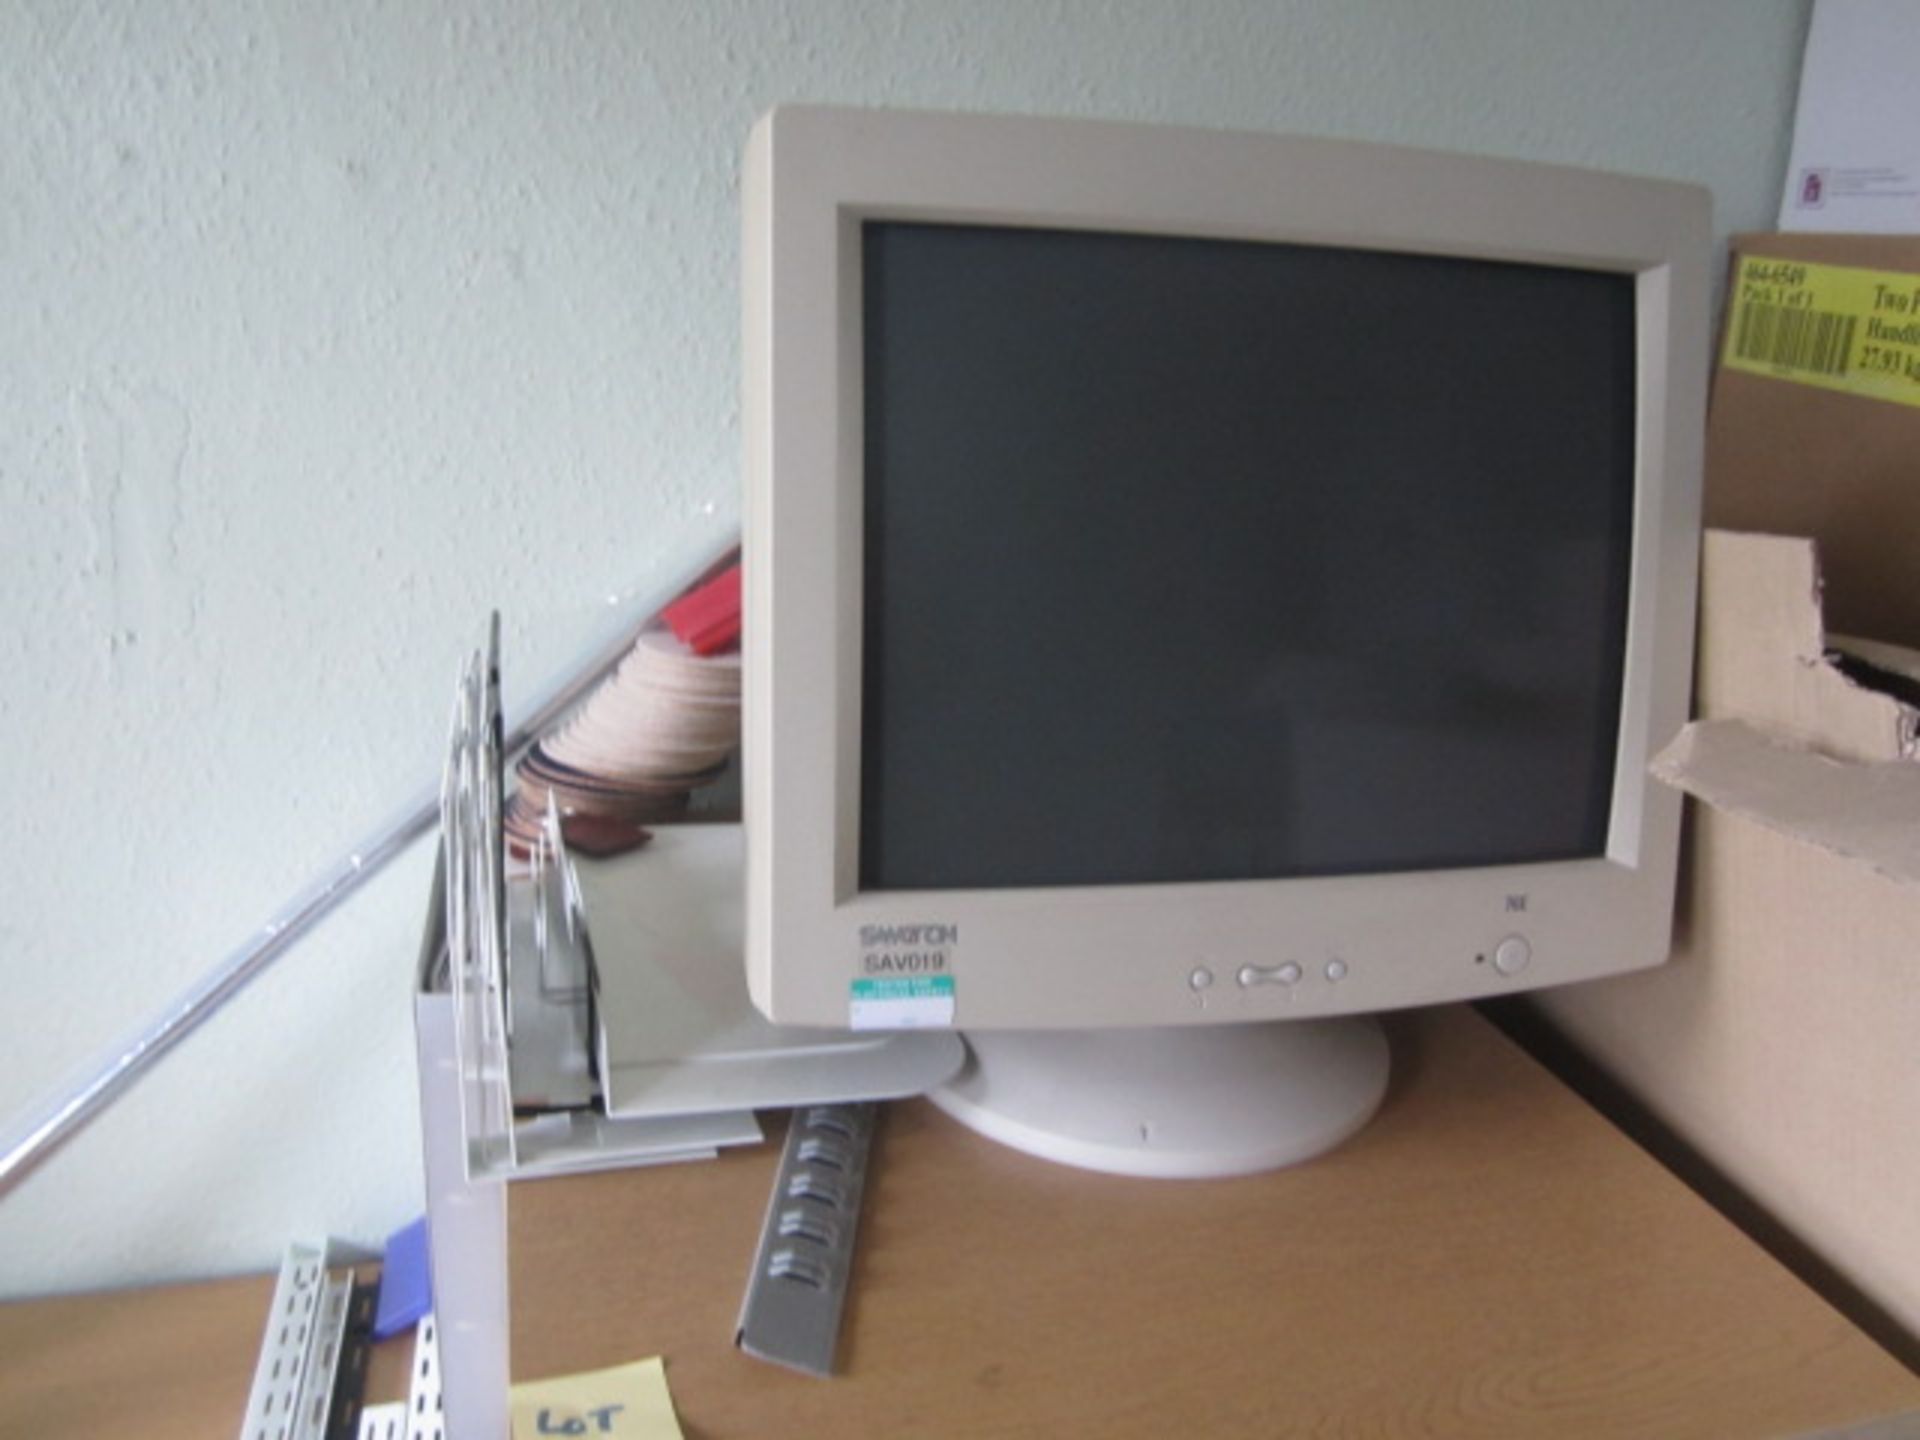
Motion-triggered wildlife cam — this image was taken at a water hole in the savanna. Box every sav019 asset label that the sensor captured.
[1724,254,1920,409]
[857,922,958,975]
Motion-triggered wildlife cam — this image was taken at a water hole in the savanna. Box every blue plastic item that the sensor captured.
[373,1215,433,1339]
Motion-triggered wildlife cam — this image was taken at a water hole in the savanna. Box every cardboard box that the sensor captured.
[1539,231,1920,1340]
[1535,529,1920,1339]
[1707,233,1920,649]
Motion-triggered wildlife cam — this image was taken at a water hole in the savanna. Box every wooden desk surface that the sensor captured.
[508,1006,1920,1439]
[0,1270,276,1436]
[3,1006,1915,1438]
[0,1265,412,1439]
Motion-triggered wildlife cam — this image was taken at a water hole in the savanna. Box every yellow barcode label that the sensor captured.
[1724,255,1920,408]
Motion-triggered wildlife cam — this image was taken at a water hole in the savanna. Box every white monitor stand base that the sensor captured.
[928,1017,1390,1179]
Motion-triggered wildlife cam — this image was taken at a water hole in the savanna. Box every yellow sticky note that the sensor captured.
[509,1357,686,1439]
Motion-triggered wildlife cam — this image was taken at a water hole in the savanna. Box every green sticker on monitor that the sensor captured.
[849,975,955,1030]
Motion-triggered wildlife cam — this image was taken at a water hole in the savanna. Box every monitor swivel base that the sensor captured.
[928,1017,1390,1179]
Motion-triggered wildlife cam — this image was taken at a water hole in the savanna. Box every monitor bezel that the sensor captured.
[744,105,1708,1030]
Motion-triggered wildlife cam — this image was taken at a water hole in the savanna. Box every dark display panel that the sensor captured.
[860,222,1636,891]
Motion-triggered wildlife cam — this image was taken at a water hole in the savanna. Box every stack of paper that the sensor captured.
[581,824,965,1123]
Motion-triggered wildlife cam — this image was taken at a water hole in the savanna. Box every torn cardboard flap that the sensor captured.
[1654,527,1920,888]
[1697,531,1920,763]
[1652,719,1920,888]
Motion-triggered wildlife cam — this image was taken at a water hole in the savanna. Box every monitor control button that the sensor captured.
[1236,962,1302,988]
[1189,966,1215,991]
[1493,936,1532,976]
[1325,958,1349,982]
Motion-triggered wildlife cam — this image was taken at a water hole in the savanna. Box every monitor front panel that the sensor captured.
[743,107,1707,1030]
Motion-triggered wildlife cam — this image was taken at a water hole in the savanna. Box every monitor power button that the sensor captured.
[1493,936,1532,976]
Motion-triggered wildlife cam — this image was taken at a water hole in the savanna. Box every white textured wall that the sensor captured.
[0,0,1808,1297]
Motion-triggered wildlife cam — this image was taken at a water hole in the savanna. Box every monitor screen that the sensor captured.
[859,221,1637,893]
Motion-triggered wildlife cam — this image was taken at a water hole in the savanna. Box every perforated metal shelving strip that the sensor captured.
[354,1312,443,1440]
[735,1103,877,1377]
[238,1241,372,1440]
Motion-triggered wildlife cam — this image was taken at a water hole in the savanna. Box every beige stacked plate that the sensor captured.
[508,626,741,856]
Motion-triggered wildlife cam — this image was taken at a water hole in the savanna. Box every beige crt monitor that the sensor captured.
[742,105,1709,1177]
